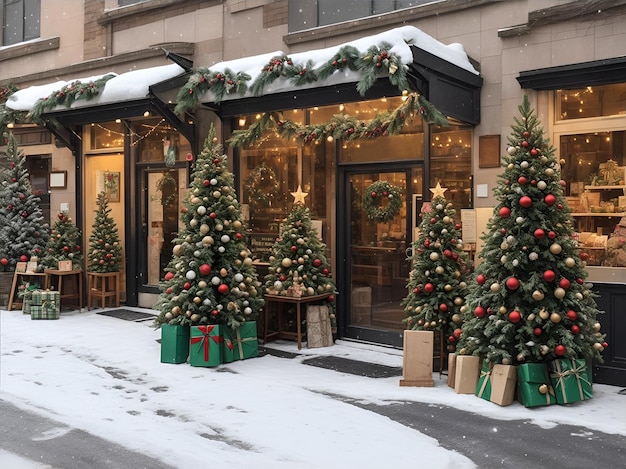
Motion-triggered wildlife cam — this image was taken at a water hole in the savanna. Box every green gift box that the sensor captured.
[221,330,236,364]
[160,324,190,364]
[32,290,44,306]
[22,291,33,314]
[475,359,493,401]
[517,363,556,407]
[548,359,593,405]
[232,322,259,360]
[30,304,59,320]
[190,325,223,367]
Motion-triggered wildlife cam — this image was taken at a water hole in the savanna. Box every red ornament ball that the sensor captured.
[555,345,566,356]
[571,325,580,335]
[548,231,557,239]
[211,309,219,316]
[559,278,571,289]
[443,249,452,258]
[322,268,329,275]
[523,131,530,138]
[534,228,545,239]
[474,306,486,318]
[0,258,8,266]
[543,270,556,282]
[533,327,542,336]
[544,194,556,205]
[499,207,511,218]
[508,310,522,323]
[603,342,609,349]
[20,255,28,262]
[413,287,421,294]
[199,264,212,276]
[505,277,520,290]
[566,310,578,321]
[313,259,322,267]
[183,282,191,290]
[530,148,539,156]
[476,274,486,285]
[519,196,533,208]
[518,176,527,185]
[209,212,217,219]
[164,272,174,281]
[430,217,436,224]
[424,283,434,293]
[217,284,229,294]
[439,303,448,312]
[63,246,70,252]
[453,328,462,339]
[291,245,297,252]
[521,140,529,148]
[371,192,377,198]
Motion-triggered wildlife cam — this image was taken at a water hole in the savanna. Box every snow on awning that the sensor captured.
[6,64,185,113]
[196,25,478,103]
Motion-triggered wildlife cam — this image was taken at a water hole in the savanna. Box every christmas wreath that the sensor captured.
[363,181,402,223]
[244,162,280,208]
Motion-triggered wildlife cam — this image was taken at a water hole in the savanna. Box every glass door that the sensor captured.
[343,167,422,347]
[138,167,187,288]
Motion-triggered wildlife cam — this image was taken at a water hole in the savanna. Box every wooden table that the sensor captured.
[87,272,120,310]
[45,269,83,311]
[7,271,48,311]
[263,293,332,350]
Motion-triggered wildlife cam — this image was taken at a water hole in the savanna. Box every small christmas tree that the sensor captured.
[264,192,337,320]
[0,132,49,271]
[42,211,83,270]
[87,192,122,273]
[155,127,264,329]
[402,184,470,352]
[456,96,607,365]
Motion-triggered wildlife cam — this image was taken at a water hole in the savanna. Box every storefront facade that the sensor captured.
[1,0,626,384]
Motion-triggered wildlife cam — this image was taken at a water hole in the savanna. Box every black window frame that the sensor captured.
[2,0,40,47]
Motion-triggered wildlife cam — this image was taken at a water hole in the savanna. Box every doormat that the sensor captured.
[96,309,156,322]
[302,355,403,379]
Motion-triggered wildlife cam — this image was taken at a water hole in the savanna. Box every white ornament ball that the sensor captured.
[211,276,221,285]
[520,161,529,169]
[507,146,516,156]
[436,204,443,211]
[221,234,231,243]
[213,190,221,198]
[190,219,198,228]
[490,282,500,292]
[215,224,224,231]
[565,257,576,267]
[234,273,244,282]
[501,255,507,264]
[516,217,525,224]
[210,178,218,185]
[430,252,439,261]
[186,270,196,280]
[218,246,225,253]
[537,181,547,190]
[529,252,538,261]
[244,307,252,315]
[435,266,444,274]
[197,206,207,215]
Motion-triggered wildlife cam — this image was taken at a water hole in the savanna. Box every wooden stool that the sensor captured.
[45,269,83,311]
[87,272,120,310]
[7,271,48,311]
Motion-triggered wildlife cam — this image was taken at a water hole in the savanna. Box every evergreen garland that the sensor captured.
[316,45,361,80]
[250,54,294,96]
[30,74,116,120]
[228,92,447,148]
[356,42,409,96]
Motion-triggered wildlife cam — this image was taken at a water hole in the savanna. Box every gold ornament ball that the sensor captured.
[594,322,601,331]
[452,313,462,323]
[490,282,501,292]
[460,305,467,314]
[444,284,452,291]
[554,287,566,299]
[528,313,535,320]
[200,223,210,234]
[550,243,562,255]
[532,290,545,301]
[220,268,228,276]
[172,306,181,316]
[540,345,549,355]
[593,342,604,351]
[565,257,576,267]
[539,308,549,320]
[282,258,293,268]
[193,296,201,304]
[435,266,445,274]
[538,384,548,394]
[233,220,242,229]
[164,312,172,320]
[430,321,437,328]
[454,297,463,306]
[191,313,200,323]
[499,306,507,314]
[198,280,207,289]
[173,244,183,256]
[550,312,562,323]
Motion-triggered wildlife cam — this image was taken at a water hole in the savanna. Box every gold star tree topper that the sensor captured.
[291,185,308,205]
[429,182,448,198]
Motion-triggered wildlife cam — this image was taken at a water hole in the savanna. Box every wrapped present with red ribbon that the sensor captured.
[232,322,259,360]
[221,332,236,364]
[190,325,223,367]
[548,358,593,405]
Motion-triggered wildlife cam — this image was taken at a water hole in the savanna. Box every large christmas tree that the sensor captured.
[86,192,123,273]
[0,132,49,271]
[456,96,607,365]
[155,127,264,329]
[264,194,337,319]
[42,211,83,270]
[402,184,470,352]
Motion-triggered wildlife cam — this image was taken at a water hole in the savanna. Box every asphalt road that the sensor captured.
[0,399,173,469]
[334,394,626,468]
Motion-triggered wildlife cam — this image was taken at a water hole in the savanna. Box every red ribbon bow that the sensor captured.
[191,325,223,361]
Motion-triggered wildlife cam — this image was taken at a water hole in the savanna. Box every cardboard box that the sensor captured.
[454,355,481,394]
[490,364,517,406]
[306,305,333,348]
[160,324,190,364]
[399,330,434,387]
[447,353,457,388]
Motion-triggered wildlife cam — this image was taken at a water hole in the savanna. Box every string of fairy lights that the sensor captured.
[92,119,169,147]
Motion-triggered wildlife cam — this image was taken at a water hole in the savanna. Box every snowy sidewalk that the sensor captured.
[1,307,624,468]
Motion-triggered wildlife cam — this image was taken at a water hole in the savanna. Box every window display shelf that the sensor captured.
[572,212,626,217]
[584,185,626,192]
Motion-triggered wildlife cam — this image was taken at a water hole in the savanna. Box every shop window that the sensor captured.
[339,97,425,163]
[560,130,626,266]
[238,109,333,263]
[557,84,626,120]
[430,123,473,210]
[132,119,191,164]
[2,0,40,46]
[88,122,124,151]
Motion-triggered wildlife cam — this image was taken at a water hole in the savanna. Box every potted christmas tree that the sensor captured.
[155,126,264,366]
[86,192,122,309]
[456,96,607,407]
[401,183,470,383]
[264,195,337,348]
[42,211,83,270]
